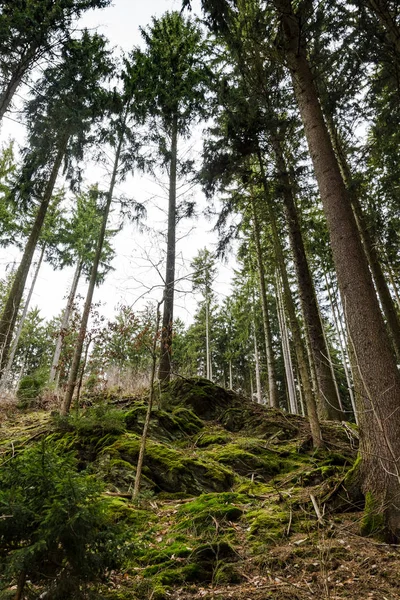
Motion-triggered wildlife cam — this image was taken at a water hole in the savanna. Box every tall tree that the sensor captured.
[61,51,145,414]
[0,31,112,379]
[139,11,210,383]
[0,0,111,121]
[270,0,400,537]
[191,248,217,381]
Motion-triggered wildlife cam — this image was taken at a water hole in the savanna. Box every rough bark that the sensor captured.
[327,119,400,363]
[274,0,400,537]
[61,134,123,415]
[0,142,66,378]
[49,259,82,385]
[250,198,280,407]
[159,114,178,383]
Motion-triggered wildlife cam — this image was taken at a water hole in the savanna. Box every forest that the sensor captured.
[0,0,400,598]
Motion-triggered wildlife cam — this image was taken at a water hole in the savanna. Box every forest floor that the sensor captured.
[1,378,400,599]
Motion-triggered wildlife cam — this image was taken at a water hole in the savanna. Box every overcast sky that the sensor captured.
[0,0,236,327]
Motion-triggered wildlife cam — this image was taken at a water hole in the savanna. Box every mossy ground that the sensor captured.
[1,378,400,599]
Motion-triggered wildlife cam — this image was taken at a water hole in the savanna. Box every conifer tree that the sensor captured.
[0,31,112,379]
[138,12,210,382]
[0,0,111,121]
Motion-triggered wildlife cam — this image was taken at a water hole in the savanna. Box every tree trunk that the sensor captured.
[76,335,92,409]
[327,118,400,362]
[275,0,400,537]
[0,48,36,123]
[159,114,178,383]
[276,271,297,413]
[14,570,26,600]
[229,358,233,389]
[0,142,66,378]
[253,318,263,403]
[205,291,212,380]
[49,259,82,385]
[258,145,342,420]
[250,197,279,407]
[61,134,123,415]
[133,299,163,499]
[324,270,358,423]
[260,189,322,444]
[0,243,46,391]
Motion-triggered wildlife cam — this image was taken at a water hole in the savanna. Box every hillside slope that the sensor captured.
[1,379,400,599]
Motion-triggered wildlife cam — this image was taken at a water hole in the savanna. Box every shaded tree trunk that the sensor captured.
[327,118,400,363]
[250,197,279,407]
[258,146,342,420]
[276,271,297,413]
[159,114,178,383]
[260,188,322,444]
[133,299,163,499]
[0,47,36,122]
[252,317,263,403]
[61,134,123,415]
[0,141,66,378]
[0,243,46,391]
[274,0,400,537]
[49,259,82,386]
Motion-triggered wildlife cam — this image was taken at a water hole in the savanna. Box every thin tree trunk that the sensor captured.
[133,299,163,499]
[253,318,263,403]
[276,271,297,414]
[205,291,211,380]
[258,146,342,420]
[262,190,322,443]
[61,134,123,415]
[0,51,35,123]
[49,259,82,385]
[324,270,358,423]
[0,243,45,391]
[159,114,178,383]
[250,197,279,407]
[76,336,92,409]
[275,0,400,536]
[229,359,233,389]
[14,570,26,600]
[0,141,66,378]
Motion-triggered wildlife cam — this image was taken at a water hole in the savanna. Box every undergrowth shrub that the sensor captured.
[16,368,48,408]
[0,440,129,599]
[52,403,127,436]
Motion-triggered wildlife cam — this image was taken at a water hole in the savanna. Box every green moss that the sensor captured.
[214,562,243,584]
[195,431,230,447]
[245,507,289,540]
[235,480,275,496]
[361,492,386,538]
[103,434,234,495]
[202,442,282,479]
[105,496,154,528]
[175,493,244,534]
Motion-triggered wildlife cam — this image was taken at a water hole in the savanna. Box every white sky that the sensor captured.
[0,0,236,327]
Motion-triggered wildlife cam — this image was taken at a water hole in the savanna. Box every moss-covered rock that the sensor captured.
[202,442,283,480]
[103,434,234,494]
[175,493,244,534]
